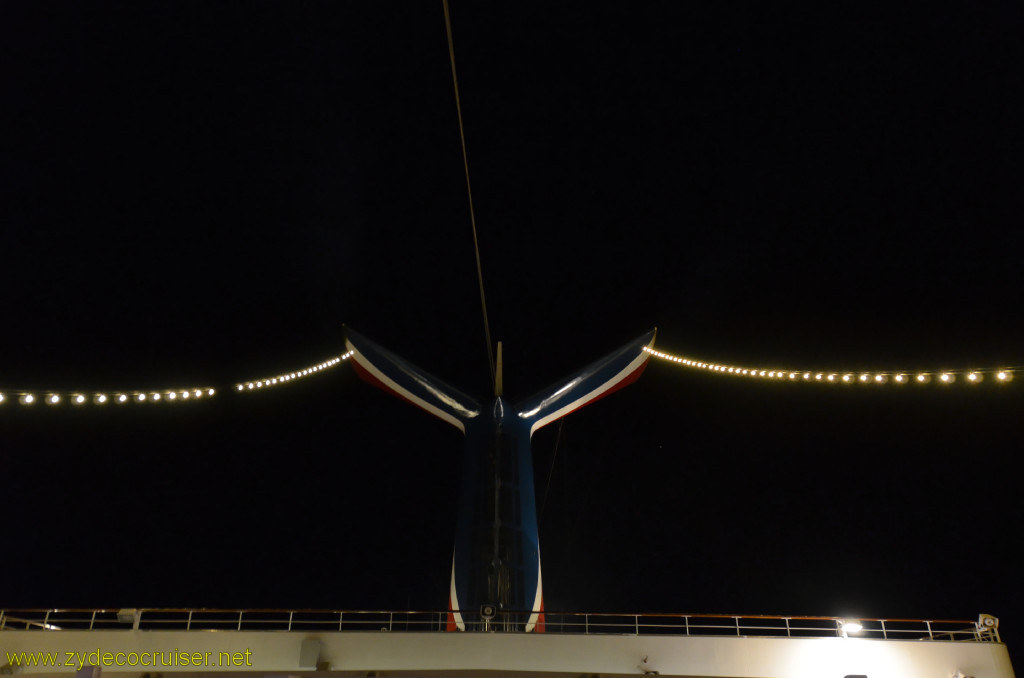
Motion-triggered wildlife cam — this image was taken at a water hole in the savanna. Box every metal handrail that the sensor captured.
[0,608,998,643]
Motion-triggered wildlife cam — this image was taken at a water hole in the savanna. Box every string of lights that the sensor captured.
[3,343,1016,410]
[0,352,354,408]
[644,346,1016,385]
[234,351,353,393]
[0,388,216,407]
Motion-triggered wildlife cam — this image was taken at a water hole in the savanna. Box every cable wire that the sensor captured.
[442,0,495,387]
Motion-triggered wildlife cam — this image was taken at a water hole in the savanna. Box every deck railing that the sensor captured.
[0,609,999,643]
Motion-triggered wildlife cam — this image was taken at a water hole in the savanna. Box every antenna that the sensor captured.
[495,341,503,397]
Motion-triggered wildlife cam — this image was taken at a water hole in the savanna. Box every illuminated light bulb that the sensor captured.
[96,394,107,404]
[168,392,176,400]
[49,394,60,404]
[118,394,127,403]
[208,388,215,395]
[940,373,953,383]
[138,394,146,401]
[894,374,906,383]
[23,394,35,404]
[152,393,161,400]
[74,395,85,404]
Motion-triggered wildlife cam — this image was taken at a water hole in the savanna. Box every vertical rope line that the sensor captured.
[442,0,495,386]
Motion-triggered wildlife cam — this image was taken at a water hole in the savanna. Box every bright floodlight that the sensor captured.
[841,620,863,635]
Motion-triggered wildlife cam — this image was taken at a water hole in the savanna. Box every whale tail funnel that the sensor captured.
[515,329,657,436]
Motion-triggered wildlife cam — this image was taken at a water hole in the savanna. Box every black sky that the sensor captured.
[2,0,1022,664]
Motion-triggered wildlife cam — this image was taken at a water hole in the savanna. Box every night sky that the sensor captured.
[2,0,1022,665]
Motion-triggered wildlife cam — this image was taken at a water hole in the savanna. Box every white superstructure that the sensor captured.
[0,609,1015,678]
